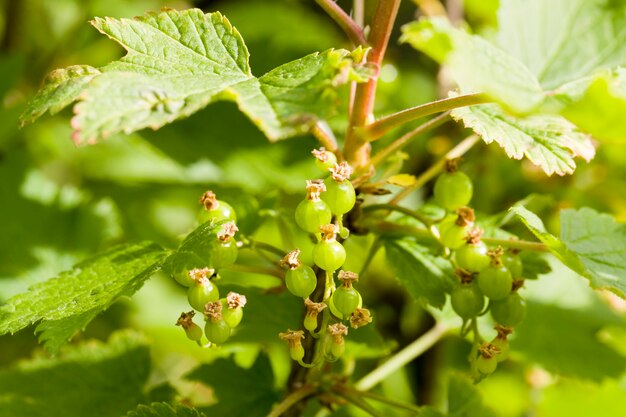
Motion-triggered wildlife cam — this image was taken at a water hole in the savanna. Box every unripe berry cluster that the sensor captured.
[279,150,372,365]
[433,161,527,377]
[168,191,247,346]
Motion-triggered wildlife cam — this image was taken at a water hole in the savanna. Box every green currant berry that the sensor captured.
[491,337,510,362]
[332,286,360,318]
[312,148,338,173]
[502,252,523,278]
[328,291,362,319]
[476,355,497,375]
[184,323,203,341]
[313,240,346,271]
[438,215,468,249]
[304,314,318,332]
[295,199,332,233]
[289,345,305,362]
[221,304,244,329]
[433,171,473,211]
[163,252,205,287]
[211,241,238,269]
[204,319,231,344]
[187,281,219,312]
[285,265,317,298]
[477,265,513,300]
[491,293,526,327]
[323,178,356,215]
[455,242,490,272]
[198,191,236,223]
[450,283,484,320]
[330,341,345,358]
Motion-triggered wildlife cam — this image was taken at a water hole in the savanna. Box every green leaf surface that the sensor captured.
[561,72,626,143]
[451,102,595,176]
[186,353,279,417]
[447,374,497,417]
[496,0,626,90]
[401,18,543,113]
[21,9,365,144]
[0,332,151,417]
[383,237,456,308]
[0,242,166,352]
[19,65,101,126]
[511,206,626,297]
[125,403,206,417]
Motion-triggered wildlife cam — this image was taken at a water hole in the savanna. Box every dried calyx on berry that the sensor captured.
[176,311,203,341]
[226,292,247,309]
[282,249,318,298]
[204,301,231,344]
[329,162,353,183]
[198,190,236,222]
[320,224,339,241]
[204,301,223,323]
[295,181,332,234]
[217,221,239,242]
[475,342,500,375]
[304,298,327,332]
[487,246,505,267]
[350,307,372,329]
[327,323,349,358]
[338,270,359,287]
[279,329,306,362]
[323,162,356,216]
[187,268,220,312]
[312,147,337,172]
[221,292,247,328]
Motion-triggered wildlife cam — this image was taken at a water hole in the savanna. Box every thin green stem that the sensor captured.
[228,264,284,279]
[390,135,480,205]
[336,391,388,417]
[315,0,367,45]
[359,238,382,277]
[247,240,288,258]
[366,221,549,252]
[355,323,450,391]
[360,94,488,141]
[266,385,318,417]
[312,121,340,153]
[362,203,433,226]
[337,386,421,414]
[345,0,401,169]
[371,112,451,167]
[482,237,549,252]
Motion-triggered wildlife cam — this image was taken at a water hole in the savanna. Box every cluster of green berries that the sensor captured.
[168,191,247,346]
[433,161,527,376]
[279,150,372,364]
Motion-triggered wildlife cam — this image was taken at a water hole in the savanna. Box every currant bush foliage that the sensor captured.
[20,9,370,143]
[3,0,626,416]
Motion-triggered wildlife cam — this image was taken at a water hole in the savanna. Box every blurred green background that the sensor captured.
[1,1,625,416]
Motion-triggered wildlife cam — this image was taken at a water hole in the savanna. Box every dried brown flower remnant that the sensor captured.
[350,307,372,329]
[304,298,327,318]
[189,267,214,284]
[217,221,238,242]
[305,179,326,201]
[204,301,223,322]
[226,292,247,309]
[176,311,196,329]
[200,190,219,210]
[328,323,348,344]
[312,148,332,163]
[338,270,359,287]
[329,161,353,182]
[280,249,302,269]
[320,223,338,241]
[279,329,305,348]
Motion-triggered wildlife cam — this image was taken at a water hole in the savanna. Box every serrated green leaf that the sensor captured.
[125,403,206,417]
[448,374,497,417]
[401,17,543,113]
[19,65,101,126]
[186,353,279,417]
[561,72,626,143]
[0,332,151,417]
[511,206,626,297]
[451,102,595,176]
[0,242,166,352]
[383,238,456,308]
[496,0,626,90]
[22,9,366,144]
